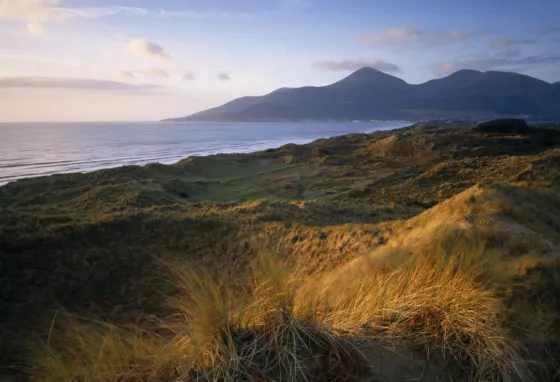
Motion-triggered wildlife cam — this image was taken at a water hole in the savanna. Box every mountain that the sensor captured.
[165,68,560,122]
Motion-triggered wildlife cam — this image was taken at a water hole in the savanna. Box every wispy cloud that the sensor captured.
[0,0,73,22]
[116,70,136,79]
[0,52,76,66]
[157,10,253,19]
[66,6,150,18]
[515,55,560,65]
[137,68,170,79]
[116,68,170,79]
[491,39,536,48]
[540,27,560,35]
[0,76,162,91]
[27,22,45,36]
[217,72,231,81]
[282,0,305,5]
[361,27,423,46]
[0,0,72,34]
[435,29,480,45]
[360,27,479,48]
[128,39,171,60]
[497,50,523,58]
[0,0,252,35]
[0,0,250,20]
[183,71,196,80]
[280,0,310,10]
[432,53,560,76]
[312,58,401,73]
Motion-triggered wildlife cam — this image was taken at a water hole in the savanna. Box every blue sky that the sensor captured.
[0,0,559,121]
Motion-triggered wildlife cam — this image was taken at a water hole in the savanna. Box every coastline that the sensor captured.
[0,120,410,186]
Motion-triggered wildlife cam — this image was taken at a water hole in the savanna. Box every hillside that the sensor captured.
[165,68,560,122]
[2,120,560,380]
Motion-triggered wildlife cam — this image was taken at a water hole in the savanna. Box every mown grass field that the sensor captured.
[2,121,560,381]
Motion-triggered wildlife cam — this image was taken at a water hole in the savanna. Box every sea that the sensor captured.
[0,121,410,186]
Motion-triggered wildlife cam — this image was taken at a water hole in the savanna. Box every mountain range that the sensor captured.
[165,68,560,122]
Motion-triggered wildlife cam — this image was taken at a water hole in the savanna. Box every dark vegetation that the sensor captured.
[474,118,531,133]
[2,120,560,380]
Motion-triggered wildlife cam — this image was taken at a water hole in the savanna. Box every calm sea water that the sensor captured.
[0,121,409,185]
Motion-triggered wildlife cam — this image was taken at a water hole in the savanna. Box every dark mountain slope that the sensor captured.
[165,68,560,122]
[406,70,552,115]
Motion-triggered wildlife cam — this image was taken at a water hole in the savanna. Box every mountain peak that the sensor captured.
[453,69,482,75]
[332,67,408,88]
[345,66,397,79]
[353,66,385,75]
[446,69,482,80]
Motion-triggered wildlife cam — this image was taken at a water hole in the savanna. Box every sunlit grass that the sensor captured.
[32,247,534,381]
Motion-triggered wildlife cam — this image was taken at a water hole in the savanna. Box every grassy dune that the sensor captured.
[2,121,560,380]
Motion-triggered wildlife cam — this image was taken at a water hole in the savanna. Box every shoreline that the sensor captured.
[0,121,410,187]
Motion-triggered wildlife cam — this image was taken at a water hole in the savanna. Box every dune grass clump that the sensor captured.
[31,255,370,381]
[296,258,531,381]
[31,249,534,381]
[31,319,189,381]
[165,258,368,381]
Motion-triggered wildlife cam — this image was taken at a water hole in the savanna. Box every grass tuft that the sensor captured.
[295,257,532,381]
[31,255,371,381]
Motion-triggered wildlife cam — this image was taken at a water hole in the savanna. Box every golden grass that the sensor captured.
[31,255,369,381]
[29,185,560,381]
[30,318,190,381]
[296,257,531,381]
[32,248,533,381]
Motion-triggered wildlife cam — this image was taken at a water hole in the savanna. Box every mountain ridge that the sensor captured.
[165,68,560,122]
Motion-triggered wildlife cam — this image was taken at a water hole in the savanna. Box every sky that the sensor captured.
[0,0,559,122]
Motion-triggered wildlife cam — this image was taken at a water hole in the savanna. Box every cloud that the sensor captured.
[361,27,423,46]
[491,39,536,48]
[27,22,45,36]
[67,6,149,18]
[128,39,170,60]
[497,50,523,58]
[116,70,136,79]
[280,0,309,9]
[432,53,560,76]
[157,10,253,19]
[0,76,162,91]
[540,27,560,35]
[0,0,73,22]
[115,68,170,80]
[312,59,401,73]
[137,68,169,79]
[360,27,479,48]
[435,29,479,45]
[0,1,249,21]
[515,55,560,65]
[217,72,230,81]
[183,71,195,80]
[62,6,251,20]
[0,1,253,35]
